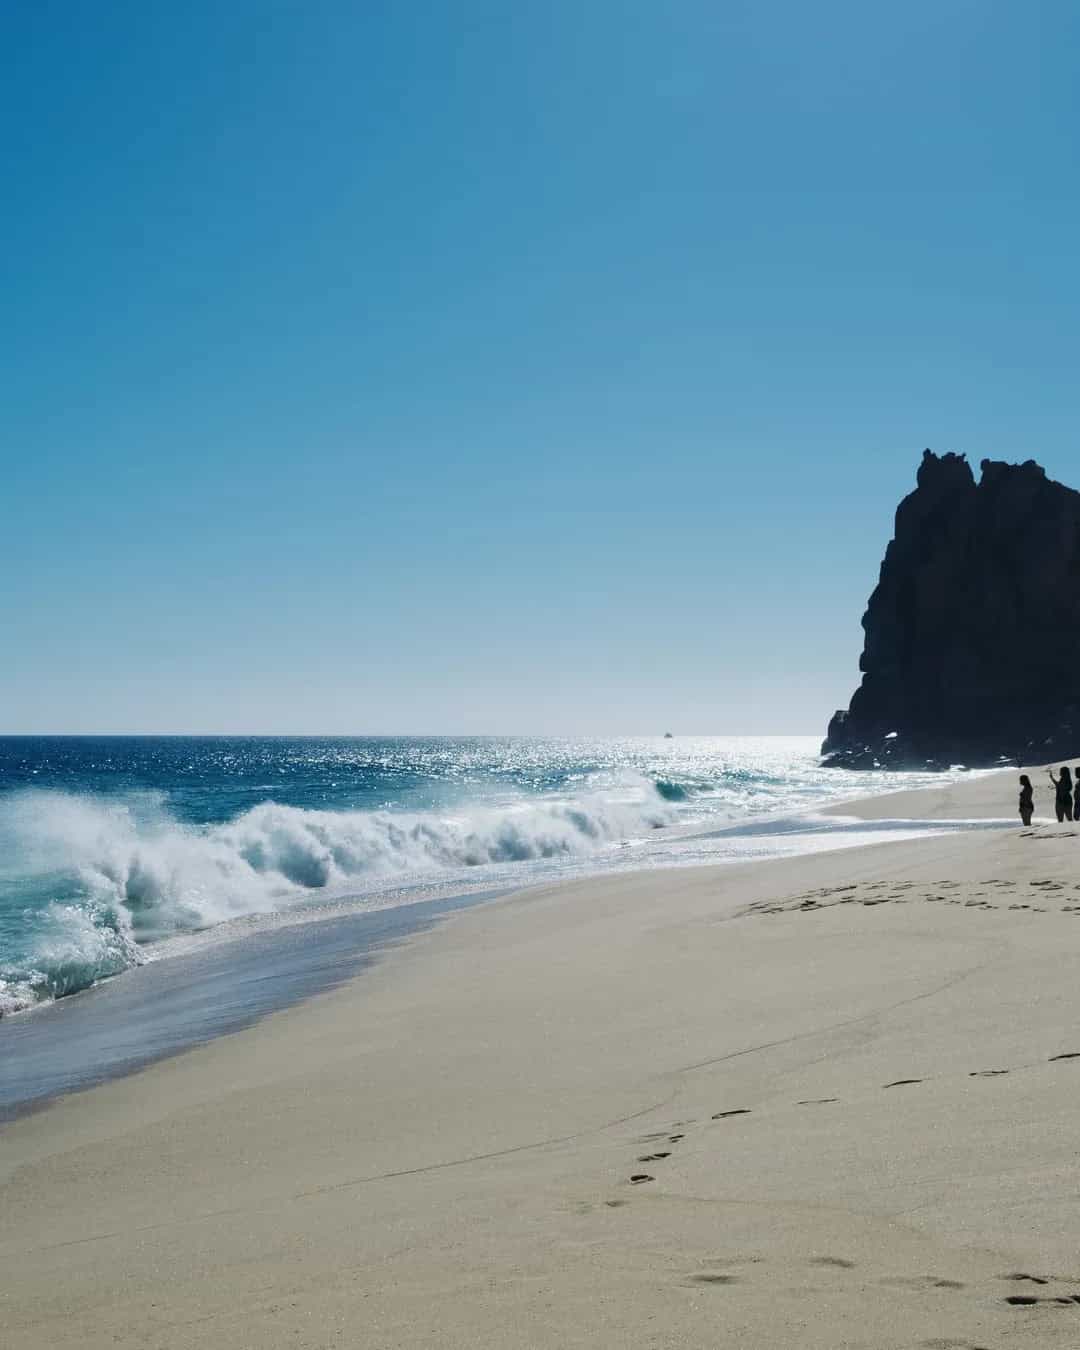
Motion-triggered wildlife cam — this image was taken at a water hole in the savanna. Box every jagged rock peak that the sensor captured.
[916,447,974,492]
[822,449,1080,770]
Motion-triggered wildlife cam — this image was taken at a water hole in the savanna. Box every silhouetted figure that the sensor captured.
[1074,768,1080,821]
[1018,774,1034,827]
[1048,766,1073,823]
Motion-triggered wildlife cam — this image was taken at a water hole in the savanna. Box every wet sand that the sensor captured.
[5,767,1080,1348]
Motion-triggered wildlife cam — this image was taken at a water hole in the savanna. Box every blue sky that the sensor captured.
[4,1,1079,734]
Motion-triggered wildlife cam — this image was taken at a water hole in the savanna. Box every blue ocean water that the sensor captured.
[0,735,968,1019]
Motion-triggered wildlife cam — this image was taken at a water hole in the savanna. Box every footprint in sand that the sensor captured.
[688,1273,739,1285]
[1001,1273,1080,1307]
[1005,1294,1080,1306]
[711,1108,751,1120]
[969,1069,1009,1077]
[637,1127,686,1145]
[883,1078,923,1088]
[637,1151,671,1162]
[629,1173,654,1185]
[881,1275,964,1290]
[798,1097,839,1105]
[809,1256,856,1268]
[1049,1052,1080,1062]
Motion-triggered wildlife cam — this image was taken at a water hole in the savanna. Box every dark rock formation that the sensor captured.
[823,449,1080,769]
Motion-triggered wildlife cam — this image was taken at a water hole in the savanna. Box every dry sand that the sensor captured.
[5,767,1080,1348]
[828,764,1034,822]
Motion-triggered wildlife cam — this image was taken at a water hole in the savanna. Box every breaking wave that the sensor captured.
[0,782,674,1014]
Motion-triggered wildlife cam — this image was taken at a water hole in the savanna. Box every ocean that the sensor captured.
[0,735,1004,1116]
[0,734,982,1018]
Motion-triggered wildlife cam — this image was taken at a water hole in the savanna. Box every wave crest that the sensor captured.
[0,781,673,1011]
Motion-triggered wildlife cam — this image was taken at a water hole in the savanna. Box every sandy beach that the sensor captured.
[5,768,1080,1348]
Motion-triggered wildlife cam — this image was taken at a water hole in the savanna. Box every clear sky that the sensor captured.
[4,1,1079,735]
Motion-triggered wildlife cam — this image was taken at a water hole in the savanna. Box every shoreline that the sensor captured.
[0,887,509,1123]
[0,738,998,1028]
[0,768,1013,1119]
[9,765,1078,1348]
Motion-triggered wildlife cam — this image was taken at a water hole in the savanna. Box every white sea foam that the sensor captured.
[0,976,41,1018]
[0,781,676,1010]
[0,737,992,1017]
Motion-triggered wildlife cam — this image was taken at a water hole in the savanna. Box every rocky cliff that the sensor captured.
[822,449,1080,769]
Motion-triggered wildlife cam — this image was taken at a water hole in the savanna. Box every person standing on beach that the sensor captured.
[1074,768,1080,821]
[1019,774,1034,827]
[1048,766,1073,823]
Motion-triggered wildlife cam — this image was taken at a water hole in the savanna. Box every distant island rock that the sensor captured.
[822,449,1080,770]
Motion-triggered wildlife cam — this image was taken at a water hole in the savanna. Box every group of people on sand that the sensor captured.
[1018,767,1080,826]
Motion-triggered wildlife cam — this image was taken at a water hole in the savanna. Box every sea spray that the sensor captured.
[0,735,968,1018]
[0,778,675,1011]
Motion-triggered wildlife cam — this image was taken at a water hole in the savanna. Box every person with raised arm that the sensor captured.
[1048,766,1073,823]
